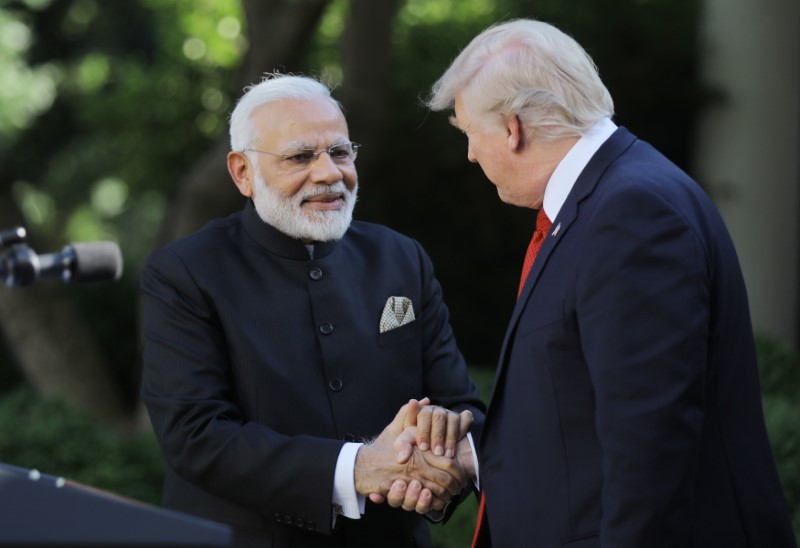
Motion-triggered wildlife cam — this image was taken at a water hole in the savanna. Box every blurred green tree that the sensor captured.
[1,0,797,544]
[0,0,330,429]
[0,0,706,424]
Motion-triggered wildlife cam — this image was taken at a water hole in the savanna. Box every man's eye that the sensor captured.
[286,151,315,163]
[329,146,351,159]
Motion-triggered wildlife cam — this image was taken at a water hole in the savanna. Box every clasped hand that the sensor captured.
[354,398,475,514]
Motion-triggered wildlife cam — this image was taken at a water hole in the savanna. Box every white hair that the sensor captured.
[427,19,614,140]
[229,72,341,151]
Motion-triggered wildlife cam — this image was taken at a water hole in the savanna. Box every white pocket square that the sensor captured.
[379,296,416,333]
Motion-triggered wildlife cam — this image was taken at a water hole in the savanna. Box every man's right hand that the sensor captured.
[354,400,467,510]
[384,428,477,512]
[406,402,473,459]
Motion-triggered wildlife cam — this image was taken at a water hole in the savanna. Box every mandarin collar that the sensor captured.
[241,200,338,260]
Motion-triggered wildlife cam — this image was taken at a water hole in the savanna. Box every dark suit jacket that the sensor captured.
[140,201,485,547]
[478,128,796,547]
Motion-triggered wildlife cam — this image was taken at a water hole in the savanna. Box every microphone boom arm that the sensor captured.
[0,239,123,288]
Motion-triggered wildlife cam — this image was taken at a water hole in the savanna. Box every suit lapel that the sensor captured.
[484,128,638,424]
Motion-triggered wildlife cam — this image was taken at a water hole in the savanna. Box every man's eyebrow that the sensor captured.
[283,140,314,150]
[449,116,469,133]
[282,139,350,150]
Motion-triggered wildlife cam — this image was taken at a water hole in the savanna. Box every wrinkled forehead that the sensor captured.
[251,97,349,147]
[450,91,473,132]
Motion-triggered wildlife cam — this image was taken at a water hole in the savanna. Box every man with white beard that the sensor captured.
[139,73,484,548]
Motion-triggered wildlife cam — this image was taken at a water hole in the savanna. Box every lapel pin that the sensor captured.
[552,222,561,237]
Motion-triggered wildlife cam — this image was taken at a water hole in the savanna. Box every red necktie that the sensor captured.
[471,208,552,548]
[517,208,552,297]
[471,491,490,548]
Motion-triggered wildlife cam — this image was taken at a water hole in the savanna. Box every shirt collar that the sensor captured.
[542,117,617,220]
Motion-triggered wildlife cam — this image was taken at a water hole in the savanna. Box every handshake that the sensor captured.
[353,398,477,515]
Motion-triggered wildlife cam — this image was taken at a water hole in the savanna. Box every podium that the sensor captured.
[0,462,231,546]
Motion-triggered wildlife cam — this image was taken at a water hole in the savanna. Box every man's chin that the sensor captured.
[294,212,351,242]
[252,189,354,242]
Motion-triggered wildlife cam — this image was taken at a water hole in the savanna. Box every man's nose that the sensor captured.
[309,151,344,182]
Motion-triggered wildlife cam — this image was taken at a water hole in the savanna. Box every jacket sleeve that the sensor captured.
[576,185,709,545]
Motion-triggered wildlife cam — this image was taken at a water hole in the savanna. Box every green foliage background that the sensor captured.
[0,0,797,545]
[0,0,706,375]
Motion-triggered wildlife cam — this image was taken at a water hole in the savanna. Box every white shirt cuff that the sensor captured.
[467,432,480,490]
[333,442,366,520]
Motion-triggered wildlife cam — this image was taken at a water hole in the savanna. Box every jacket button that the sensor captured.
[306,520,315,531]
[309,268,323,280]
[320,323,334,335]
[273,513,282,523]
[329,378,343,392]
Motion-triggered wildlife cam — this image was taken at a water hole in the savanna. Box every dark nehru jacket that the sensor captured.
[140,200,484,548]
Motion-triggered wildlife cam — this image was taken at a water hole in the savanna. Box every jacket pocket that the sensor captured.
[376,320,420,347]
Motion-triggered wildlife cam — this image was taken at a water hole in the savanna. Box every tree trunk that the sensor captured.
[339,0,405,185]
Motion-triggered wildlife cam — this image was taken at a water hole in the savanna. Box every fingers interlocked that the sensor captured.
[379,398,474,514]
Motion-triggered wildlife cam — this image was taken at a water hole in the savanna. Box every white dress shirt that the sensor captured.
[541,117,617,220]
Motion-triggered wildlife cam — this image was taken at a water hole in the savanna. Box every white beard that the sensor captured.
[251,171,357,242]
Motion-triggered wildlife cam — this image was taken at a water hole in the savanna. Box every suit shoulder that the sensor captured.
[343,221,431,268]
[346,220,419,248]
[145,210,243,267]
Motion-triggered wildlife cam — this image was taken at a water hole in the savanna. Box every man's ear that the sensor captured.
[227,151,254,198]
[506,114,524,152]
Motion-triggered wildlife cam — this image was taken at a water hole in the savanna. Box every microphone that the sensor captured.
[1,242,123,287]
[0,227,26,248]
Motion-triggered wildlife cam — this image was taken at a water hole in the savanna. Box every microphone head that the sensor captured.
[0,227,26,248]
[69,242,123,283]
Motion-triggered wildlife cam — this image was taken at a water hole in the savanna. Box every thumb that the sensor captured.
[394,427,418,464]
[389,399,422,436]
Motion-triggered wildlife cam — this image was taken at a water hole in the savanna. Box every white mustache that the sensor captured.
[300,182,351,201]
